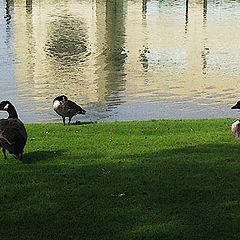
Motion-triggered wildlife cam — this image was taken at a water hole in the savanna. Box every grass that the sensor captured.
[0,118,240,240]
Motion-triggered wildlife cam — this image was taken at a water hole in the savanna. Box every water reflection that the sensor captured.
[95,0,127,113]
[26,0,32,14]
[203,0,207,18]
[142,0,148,13]
[1,0,16,107]
[1,0,240,122]
[4,0,13,24]
[104,0,127,107]
[45,17,89,65]
[4,0,13,48]
[185,0,189,34]
[139,46,149,71]
[201,0,208,74]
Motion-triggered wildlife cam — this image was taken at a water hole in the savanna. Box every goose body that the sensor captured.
[53,95,86,125]
[230,101,240,141]
[231,120,240,141]
[0,101,27,160]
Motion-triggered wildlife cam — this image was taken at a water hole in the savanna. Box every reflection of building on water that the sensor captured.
[95,0,128,111]
[101,0,127,108]
[7,0,240,121]
[185,0,209,74]
[125,0,240,102]
[13,0,97,107]
[12,0,128,117]
[1,0,17,111]
[185,0,209,75]
[201,0,208,74]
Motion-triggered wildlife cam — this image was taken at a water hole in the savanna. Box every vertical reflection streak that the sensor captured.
[142,0,147,14]
[185,0,189,34]
[5,0,13,48]
[104,0,127,109]
[25,0,35,84]
[5,0,12,24]
[2,0,17,107]
[26,0,32,14]
[201,0,209,75]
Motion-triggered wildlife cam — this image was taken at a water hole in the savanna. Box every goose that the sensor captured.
[0,101,27,160]
[53,95,86,125]
[231,101,240,110]
[231,101,240,141]
[231,120,240,141]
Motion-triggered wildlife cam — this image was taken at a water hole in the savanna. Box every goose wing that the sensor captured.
[65,100,86,115]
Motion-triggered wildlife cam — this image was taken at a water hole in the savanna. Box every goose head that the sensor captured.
[0,101,11,111]
[53,95,68,110]
[231,101,240,109]
[0,101,18,118]
[53,95,68,103]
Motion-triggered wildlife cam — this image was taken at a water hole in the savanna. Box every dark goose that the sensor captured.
[0,101,27,160]
[53,95,86,125]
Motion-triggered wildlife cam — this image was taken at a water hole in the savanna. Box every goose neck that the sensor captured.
[8,108,18,119]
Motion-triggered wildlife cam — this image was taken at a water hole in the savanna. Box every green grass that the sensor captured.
[0,119,240,240]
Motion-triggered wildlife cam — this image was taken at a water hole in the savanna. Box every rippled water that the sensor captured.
[0,0,240,123]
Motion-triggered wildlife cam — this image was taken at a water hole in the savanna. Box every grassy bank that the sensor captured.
[0,119,239,239]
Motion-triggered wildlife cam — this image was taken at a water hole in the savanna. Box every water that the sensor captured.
[0,0,240,123]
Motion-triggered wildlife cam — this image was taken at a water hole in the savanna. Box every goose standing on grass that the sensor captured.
[0,101,27,160]
[53,95,86,125]
[231,101,240,141]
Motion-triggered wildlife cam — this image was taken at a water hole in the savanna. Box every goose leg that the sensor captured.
[2,148,6,159]
[62,117,66,125]
[18,153,23,161]
[68,117,72,125]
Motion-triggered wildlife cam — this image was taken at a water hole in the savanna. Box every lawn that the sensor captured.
[0,119,239,240]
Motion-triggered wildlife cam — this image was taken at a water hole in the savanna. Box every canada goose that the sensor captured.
[231,120,240,141]
[0,101,27,160]
[53,95,86,125]
[231,101,240,141]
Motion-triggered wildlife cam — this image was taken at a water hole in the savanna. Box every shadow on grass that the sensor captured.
[120,143,240,163]
[72,121,97,125]
[108,143,240,239]
[23,150,66,164]
[1,143,240,239]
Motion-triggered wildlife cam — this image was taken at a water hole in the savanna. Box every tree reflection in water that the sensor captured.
[45,17,89,65]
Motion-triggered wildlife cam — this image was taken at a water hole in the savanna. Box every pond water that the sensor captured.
[0,0,240,123]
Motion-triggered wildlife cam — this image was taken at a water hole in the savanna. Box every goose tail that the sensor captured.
[77,106,86,115]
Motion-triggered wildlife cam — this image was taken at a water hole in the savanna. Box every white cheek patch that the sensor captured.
[4,103,9,110]
[53,100,61,110]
